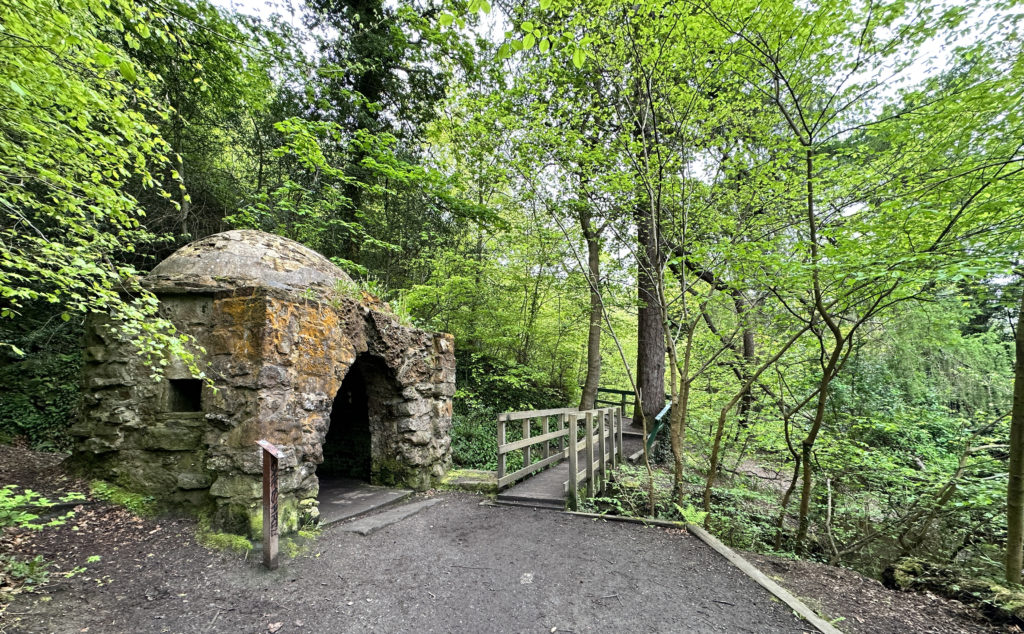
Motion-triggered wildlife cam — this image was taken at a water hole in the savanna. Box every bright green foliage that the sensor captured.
[0,486,85,530]
[0,0,202,375]
[89,480,156,517]
[196,528,253,554]
[0,0,1022,619]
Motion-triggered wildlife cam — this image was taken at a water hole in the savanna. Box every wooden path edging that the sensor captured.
[563,510,843,634]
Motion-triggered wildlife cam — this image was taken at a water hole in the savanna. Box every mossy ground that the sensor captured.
[89,481,157,517]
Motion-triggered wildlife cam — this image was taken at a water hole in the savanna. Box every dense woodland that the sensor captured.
[1,0,1023,620]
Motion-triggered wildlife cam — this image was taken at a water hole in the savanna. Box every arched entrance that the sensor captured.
[320,353,398,481]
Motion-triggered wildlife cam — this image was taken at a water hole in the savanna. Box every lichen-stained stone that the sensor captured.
[70,230,455,538]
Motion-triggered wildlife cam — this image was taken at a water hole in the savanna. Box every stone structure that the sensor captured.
[69,230,455,536]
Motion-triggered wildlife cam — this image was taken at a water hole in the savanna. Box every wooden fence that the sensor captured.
[496,406,623,510]
[496,407,576,489]
[593,387,671,420]
[564,408,622,511]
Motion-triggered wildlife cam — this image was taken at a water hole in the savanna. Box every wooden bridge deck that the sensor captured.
[496,430,644,509]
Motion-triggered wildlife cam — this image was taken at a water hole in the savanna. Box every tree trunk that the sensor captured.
[579,213,602,410]
[634,196,665,427]
[1006,282,1024,583]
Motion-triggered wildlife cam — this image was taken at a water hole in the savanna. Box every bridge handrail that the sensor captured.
[564,408,623,510]
[646,402,673,451]
[496,406,623,492]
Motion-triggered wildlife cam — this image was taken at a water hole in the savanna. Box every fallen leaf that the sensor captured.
[269,622,283,633]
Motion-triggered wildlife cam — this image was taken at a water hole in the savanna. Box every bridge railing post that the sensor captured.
[542,415,550,460]
[522,417,531,470]
[609,407,618,468]
[616,409,623,463]
[568,413,579,511]
[584,411,595,499]
[497,413,507,485]
[598,409,607,494]
[558,413,566,456]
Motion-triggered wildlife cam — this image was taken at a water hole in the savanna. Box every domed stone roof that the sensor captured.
[146,230,353,295]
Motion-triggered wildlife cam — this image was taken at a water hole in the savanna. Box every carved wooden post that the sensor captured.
[568,413,579,511]
[257,439,280,570]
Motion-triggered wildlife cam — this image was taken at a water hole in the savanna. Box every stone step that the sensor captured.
[339,498,442,536]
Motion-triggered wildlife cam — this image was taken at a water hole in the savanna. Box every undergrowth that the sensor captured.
[0,485,87,605]
[195,516,253,554]
[89,481,157,517]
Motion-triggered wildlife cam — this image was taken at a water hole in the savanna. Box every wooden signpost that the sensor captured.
[256,439,280,570]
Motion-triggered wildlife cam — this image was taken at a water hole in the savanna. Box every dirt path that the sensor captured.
[744,553,1005,634]
[6,491,813,634]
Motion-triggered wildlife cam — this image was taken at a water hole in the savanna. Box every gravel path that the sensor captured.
[10,492,813,633]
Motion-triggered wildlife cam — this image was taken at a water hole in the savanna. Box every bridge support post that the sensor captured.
[610,408,618,468]
[497,413,507,486]
[616,409,624,463]
[584,412,595,499]
[598,409,608,494]
[568,413,579,511]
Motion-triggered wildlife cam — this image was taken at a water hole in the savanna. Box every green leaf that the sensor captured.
[523,33,536,50]
[539,0,552,8]
[439,13,454,28]
[572,47,584,69]
[539,38,550,53]
[522,21,534,32]
[118,60,137,83]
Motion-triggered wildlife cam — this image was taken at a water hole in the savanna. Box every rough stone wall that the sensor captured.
[70,288,454,537]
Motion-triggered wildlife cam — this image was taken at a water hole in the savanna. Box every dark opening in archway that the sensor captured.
[320,358,373,480]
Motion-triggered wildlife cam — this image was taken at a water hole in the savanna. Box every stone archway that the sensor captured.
[320,353,398,481]
[71,230,456,536]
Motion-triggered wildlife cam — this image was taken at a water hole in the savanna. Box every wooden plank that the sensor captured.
[584,412,595,499]
[567,413,578,511]
[498,428,568,454]
[499,407,577,421]
[496,452,565,488]
[686,524,843,634]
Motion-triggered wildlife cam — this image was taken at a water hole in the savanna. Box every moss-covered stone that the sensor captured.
[73,230,456,537]
[440,469,498,494]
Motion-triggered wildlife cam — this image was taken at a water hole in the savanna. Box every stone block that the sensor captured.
[210,475,261,500]
[140,425,202,451]
[258,364,289,388]
[393,399,429,417]
[396,415,429,433]
[177,471,212,490]
[406,430,431,446]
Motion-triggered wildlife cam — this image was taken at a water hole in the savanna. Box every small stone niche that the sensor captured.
[167,379,202,412]
[68,230,455,536]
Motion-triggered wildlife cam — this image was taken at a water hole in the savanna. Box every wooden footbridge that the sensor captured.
[493,400,646,510]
